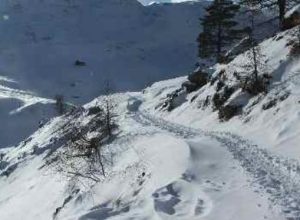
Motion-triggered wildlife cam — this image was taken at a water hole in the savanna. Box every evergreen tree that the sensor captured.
[197,0,244,63]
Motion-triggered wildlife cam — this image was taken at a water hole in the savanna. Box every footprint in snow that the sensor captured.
[152,180,212,219]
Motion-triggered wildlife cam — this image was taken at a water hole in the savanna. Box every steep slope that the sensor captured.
[141,26,300,158]
[0,93,286,220]
[2,24,300,217]
[0,0,207,104]
[0,76,56,147]
[0,0,208,147]
[1,3,300,220]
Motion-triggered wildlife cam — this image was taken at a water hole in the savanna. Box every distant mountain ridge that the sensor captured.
[0,0,208,104]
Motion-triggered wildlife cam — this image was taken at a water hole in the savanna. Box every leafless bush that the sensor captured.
[55,94,66,115]
[48,94,118,184]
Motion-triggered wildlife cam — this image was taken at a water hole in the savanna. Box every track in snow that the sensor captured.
[133,111,300,219]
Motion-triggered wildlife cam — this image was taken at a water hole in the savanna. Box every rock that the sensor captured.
[167,89,187,112]
[74,60,86,66]
[87,106,103,115]
[187,69,208,88]
[212,86,235,110]
[218,105,240,121]
[158,88,187,112]
[242,77,267,95]
[182,81,198,93]
[283,5,300,30]
[226,37,252,62]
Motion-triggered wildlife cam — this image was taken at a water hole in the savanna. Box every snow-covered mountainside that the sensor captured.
[142,26,300,159]
[0,0,207,104]
[1,21,300,219]
[0,76,56,147]
[138,0,199,5]
[0,93,285,220]
[0,0,208,148]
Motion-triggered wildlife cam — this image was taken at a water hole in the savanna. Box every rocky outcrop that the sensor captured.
[182,69,208,93]
[283,5,300,30]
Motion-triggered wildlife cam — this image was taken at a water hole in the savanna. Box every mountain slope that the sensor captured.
[0,76,56,147]
[0,0,208,147]
[141,26,300,158]
[0,92,286,220]
[1,2,300,220]
[0,0,207,104]
[2,24,300,217]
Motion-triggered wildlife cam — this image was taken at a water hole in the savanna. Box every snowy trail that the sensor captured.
[132,110,300,219]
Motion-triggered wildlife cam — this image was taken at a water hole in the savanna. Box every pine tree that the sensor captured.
[197,0,244,63]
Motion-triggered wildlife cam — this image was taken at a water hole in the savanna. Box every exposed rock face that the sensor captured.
[283,5,300,30]
[187,69,208,87]
[165,89,187,112]
[218,105,240,121]
[181,69,208,93]
[181,81,198,93]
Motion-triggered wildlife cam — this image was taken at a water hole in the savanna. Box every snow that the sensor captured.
[285,4,300,19]
[0,81,56,147]
[0,0,209,148]
[0,1,300,220]
[0,0,208,104]
[141,27,300,159]
[0,156,65,220]
[0,89,290,219]
[138,0,200,6]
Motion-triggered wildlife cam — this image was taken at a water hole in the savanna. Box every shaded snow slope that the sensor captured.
[0,0,207,104]
[138,0,200,6]
[0,76,56,148]
[0,0,208,147]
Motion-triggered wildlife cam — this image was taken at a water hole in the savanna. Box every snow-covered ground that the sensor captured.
[0,92,287,219]
[0,76,56,147]
[0,0,207,148]
[0,0,207,104]
[141,26,300,159]
[1,1,300,220]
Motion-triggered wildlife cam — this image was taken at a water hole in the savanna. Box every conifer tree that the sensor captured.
[197,0,244,63]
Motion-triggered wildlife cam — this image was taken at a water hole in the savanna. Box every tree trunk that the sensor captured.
[96,148,105,177]
[250,11,258,81]
[278,0,286,28]
[217,22,222,62]
[105,99,112,137]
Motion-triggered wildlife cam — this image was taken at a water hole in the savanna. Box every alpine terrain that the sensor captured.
[1,0,300,220]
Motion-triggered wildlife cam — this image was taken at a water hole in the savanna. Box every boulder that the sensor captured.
[218,105,240,121]
[187,69,208,88]
[74,60,86,66]
[87,106,103,115]
[159,88,187,112]
[182,81,198,93]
